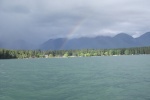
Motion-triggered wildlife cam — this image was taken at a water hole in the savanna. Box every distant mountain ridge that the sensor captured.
[40,32,150,50]
[0,40,37,50]
[1,32,150,50]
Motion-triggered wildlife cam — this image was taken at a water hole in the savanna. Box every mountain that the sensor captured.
[112,33,137,48]
[40,38,66,50]
[40,32,150,50]
[1,32,150,50]
[136,32,150,46]
[0,40,37,50]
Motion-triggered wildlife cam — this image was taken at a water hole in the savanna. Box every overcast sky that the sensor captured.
[0,0,150,44]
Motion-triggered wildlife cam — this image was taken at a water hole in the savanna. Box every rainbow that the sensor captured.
[60,18,87,49]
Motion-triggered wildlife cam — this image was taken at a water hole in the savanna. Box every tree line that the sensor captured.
[0,46,150,59]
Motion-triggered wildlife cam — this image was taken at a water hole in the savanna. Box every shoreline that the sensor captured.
[1,54,150,60]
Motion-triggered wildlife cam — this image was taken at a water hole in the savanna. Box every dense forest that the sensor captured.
[0,46,150,59]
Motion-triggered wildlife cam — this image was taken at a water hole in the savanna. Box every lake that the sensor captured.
[0,55,150,100]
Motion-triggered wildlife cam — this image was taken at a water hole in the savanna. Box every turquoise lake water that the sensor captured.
[0,55,150,100]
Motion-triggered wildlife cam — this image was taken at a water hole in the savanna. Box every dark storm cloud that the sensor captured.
[7,6,30,13]
[0,0,150,44]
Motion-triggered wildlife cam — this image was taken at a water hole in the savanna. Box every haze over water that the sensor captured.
[0,55,150,100]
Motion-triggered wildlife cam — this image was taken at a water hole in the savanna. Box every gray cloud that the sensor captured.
[0,0,150,44]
